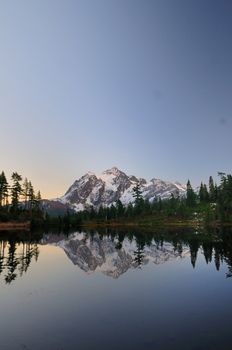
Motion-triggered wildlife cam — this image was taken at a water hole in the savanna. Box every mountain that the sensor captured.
[57,167,186,212]
[42,232,190,279]
[41,199,75,217]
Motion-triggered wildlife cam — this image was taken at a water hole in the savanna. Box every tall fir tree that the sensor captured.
[116,199,124,218]
[132,182,144,214]
[11,172,22,209]
[186,180,196,207]
[132,183,143,204]
[28,181,35,210]
[22,178,29,208]
[199,182,204,202]
[199,182,209,202]
[0,171,8,206]
[209,176,215,202]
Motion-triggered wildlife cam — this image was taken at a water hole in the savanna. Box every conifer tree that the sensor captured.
[199,182,209,202]
[36,190,41,204]
[116,199,124,218]
[199,182,204,202]
[186,180,196,207]
[126,203,133,217]
[132,183,143,205]
[11,172,22,209]
[22,178,29,208]
[209,176,215,202]
[132,183,144,214]
[203,184,209,202]
[0,171,8,206]
[28,181,35,209]
[217,173,232,222]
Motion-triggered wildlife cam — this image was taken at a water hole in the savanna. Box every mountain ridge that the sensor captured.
[56,167,186,212]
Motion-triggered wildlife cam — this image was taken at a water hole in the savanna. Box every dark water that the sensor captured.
[0,228,232,350]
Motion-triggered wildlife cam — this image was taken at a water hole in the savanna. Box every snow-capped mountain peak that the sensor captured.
[58,167,186,212]
[101,166,124,176]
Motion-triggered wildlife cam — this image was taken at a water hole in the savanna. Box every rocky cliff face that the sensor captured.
[58,167,186,211]
[42,232,189,279]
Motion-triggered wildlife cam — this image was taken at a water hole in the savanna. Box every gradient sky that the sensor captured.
[1,0,232,198]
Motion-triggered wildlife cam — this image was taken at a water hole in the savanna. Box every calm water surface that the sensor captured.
[0,228,232,350]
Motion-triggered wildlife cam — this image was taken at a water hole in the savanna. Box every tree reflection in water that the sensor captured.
[0,234,40,284]
[83,227,232,278]
[1,227,232,282]
[40,227,232,279]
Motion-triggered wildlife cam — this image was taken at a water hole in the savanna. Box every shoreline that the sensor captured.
[0,221,31,231]
[1,219,231,232]
[81,219,200,230]
[80,219,232,230]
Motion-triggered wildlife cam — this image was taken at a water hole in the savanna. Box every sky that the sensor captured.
[1,0,232,198]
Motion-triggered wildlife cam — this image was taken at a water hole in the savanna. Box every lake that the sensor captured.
[0,228,232,350]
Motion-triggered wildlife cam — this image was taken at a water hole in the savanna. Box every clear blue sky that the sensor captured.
[1,0,232,198]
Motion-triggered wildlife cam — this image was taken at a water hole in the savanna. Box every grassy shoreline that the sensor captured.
[81,219,201,230]
[0,221,31,231]
[80,217,232,230]
[1,218,231,232]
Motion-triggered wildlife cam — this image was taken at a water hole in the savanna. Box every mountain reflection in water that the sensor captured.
[1,228,232,283]
[1,228,232,350]
[42,228,232,278]
[42,232,190,278]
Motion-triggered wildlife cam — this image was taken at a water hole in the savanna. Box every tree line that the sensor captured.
[0,171,43,223]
